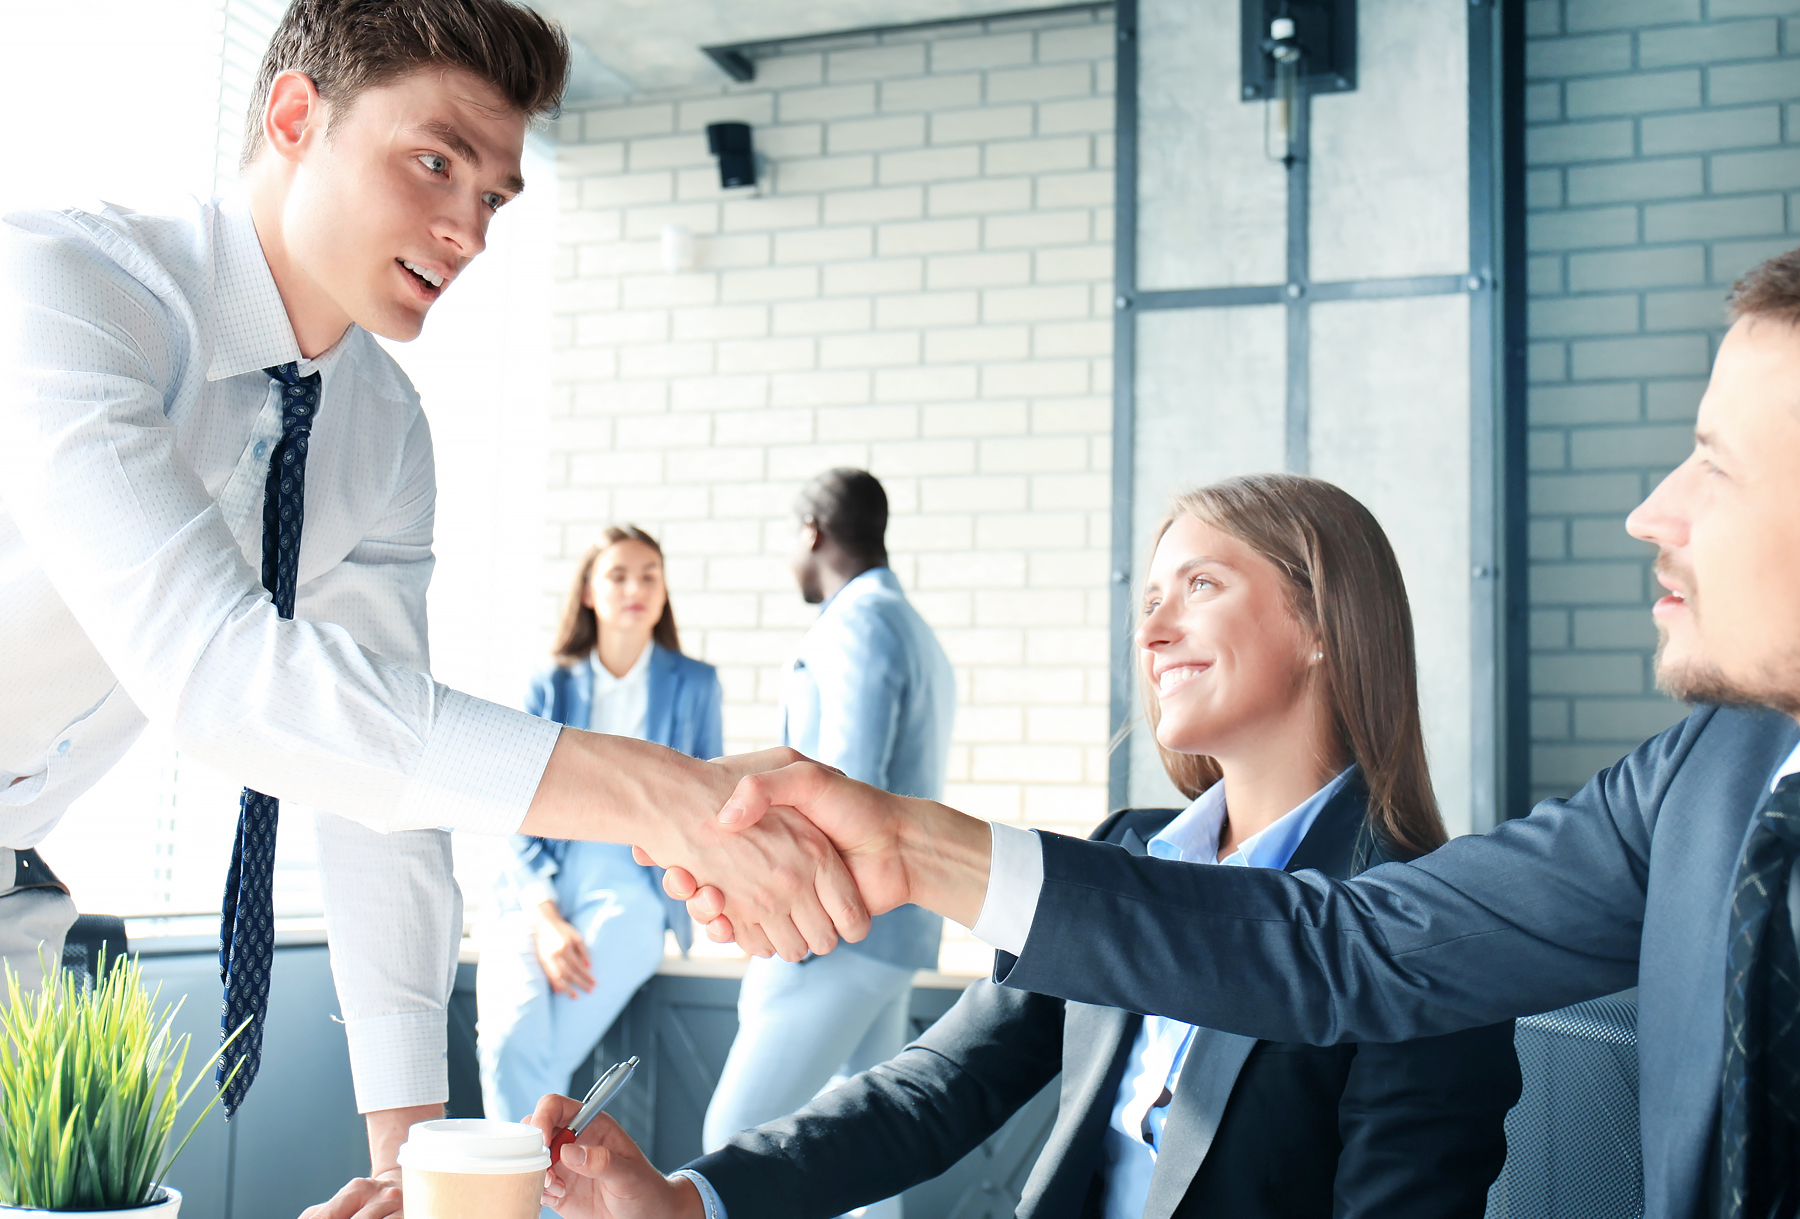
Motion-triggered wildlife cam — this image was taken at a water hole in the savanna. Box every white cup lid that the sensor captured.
[397,1119,551,1175]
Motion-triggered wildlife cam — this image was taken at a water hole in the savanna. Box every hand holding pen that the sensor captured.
[548,1056,639,1162]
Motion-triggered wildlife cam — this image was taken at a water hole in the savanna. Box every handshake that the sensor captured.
[625,747,994,960]
[521,734,996,962]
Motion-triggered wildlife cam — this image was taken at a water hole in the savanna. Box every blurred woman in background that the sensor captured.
[478,525,722,1122]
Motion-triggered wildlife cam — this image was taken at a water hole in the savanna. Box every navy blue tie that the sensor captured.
[218,362,320,1117]
[1720,774,1800,1219]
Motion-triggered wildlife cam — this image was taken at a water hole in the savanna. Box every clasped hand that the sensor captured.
[526,736,885,962]
[637,759,926,951]
[625,748,880,961]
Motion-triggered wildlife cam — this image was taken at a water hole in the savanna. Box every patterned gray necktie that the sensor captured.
[1720,773,1800,1219]
[218,362,320,1117]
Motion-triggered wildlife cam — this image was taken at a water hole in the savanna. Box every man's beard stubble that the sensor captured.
[1648,549,1800,716]
[1654,628,1800,718]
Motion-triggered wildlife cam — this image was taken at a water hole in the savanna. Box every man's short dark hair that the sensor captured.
[797,469,888,562]
[242,0,569,169]
[1731,245,1800,329]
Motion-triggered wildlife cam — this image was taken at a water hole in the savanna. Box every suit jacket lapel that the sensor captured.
[1096,818,1258,1219]
[1141,1028,1258,1219]
[1132,782,1370,1218]
[570,658,595,732]
[1029,1003,1141,1219]
[645,645,678,749]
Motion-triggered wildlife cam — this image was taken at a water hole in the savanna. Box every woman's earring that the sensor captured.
[1313,650,1324,661]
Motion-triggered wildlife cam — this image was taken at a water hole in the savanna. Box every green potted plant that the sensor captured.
[0,952,241,1216]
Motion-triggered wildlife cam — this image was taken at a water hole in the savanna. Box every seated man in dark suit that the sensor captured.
[532,476,1520,1218]
[673,247,1800,1219]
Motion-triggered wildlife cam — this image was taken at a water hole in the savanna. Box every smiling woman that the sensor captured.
[563,473,1518,1218]
[1138,473,1446,861]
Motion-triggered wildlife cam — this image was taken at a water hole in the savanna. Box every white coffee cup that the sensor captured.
[397,1119,551,1219]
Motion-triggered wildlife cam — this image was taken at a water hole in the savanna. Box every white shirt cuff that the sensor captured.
[671,1170,727,1219]
[342,1009,448,1113]
[969,822,1044,957]
[395,687,561,835]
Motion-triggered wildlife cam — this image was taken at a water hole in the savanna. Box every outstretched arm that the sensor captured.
[673,709,1711,1042]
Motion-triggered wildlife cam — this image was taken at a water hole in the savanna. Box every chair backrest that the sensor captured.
[61,913,129,989]
[1485,993,1644,1219]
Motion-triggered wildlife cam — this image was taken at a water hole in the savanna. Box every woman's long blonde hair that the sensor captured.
[1140,473,1446,859]
[551,525,682,664]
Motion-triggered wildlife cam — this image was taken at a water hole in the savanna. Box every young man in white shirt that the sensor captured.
[0,2,867,1210]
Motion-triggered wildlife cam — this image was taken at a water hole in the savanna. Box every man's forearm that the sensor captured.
[366,1103,440,1177]
[521,728,720,845]
[895,798,992,928]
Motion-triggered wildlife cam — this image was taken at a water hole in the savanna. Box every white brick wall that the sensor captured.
[1523,1,1796,803]
[547,10,1118,905]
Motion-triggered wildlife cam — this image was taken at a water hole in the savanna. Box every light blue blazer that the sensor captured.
[509,644,724,953]
[783,567,955,970]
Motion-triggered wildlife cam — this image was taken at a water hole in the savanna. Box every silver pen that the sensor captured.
[569,1055,639,1136]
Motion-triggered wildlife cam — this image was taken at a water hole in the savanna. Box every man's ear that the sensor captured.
[802,520,824,552]
[263,69,325,165]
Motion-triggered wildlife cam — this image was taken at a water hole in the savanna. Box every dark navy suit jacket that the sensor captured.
[991,705,1800,1219]
[510,644,723,951]
[688,780,1520,1218]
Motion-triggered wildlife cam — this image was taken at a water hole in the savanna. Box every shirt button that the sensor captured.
[253,441,269,460]
[55,741,71,755]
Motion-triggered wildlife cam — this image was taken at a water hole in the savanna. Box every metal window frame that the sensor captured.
[1108,0,1528,824]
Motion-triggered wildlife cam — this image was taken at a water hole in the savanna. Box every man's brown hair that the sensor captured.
[1729,246,1800,330]
[241,0,569,169]
[1138,474,1449,861]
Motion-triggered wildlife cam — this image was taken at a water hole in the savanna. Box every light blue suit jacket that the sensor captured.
[784,567,954,969]
[509,644,724,952]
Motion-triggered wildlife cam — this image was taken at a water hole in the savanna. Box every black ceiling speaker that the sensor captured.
[706,122,757,190]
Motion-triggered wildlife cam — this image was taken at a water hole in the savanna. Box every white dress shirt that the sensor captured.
[1774,742,1800,790]
[0,195,561,1111]
[1098,769,1351,1216]
[588,645,653,741]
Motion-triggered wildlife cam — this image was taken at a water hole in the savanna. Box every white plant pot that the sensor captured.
[0,1187,180,1218]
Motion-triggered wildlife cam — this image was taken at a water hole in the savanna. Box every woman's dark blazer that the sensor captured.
[687,777,1522,1219]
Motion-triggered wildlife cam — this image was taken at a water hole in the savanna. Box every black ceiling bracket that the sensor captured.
[702,47,756,82]
[700,3,1112,84]
[1241,0,1357,100]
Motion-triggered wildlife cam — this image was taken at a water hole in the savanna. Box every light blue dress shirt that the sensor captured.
[1099,767,1355,1217]
[780,566,955,969]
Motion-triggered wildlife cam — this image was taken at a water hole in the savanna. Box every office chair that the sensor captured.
[1485,993,1643,1219]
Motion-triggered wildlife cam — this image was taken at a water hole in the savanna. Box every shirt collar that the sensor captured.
[589,642,654,695]
[1772,741,1800,792]
[205,194,303,382]
[1149,765,1356,869]
[818,566,900,615]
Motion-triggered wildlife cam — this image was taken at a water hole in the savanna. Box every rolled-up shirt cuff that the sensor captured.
[394,687,561,836]
[671,1170,727,1219]
[343,1010,448,1114]
[969,822,1043,957]
[518,879,557,911]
